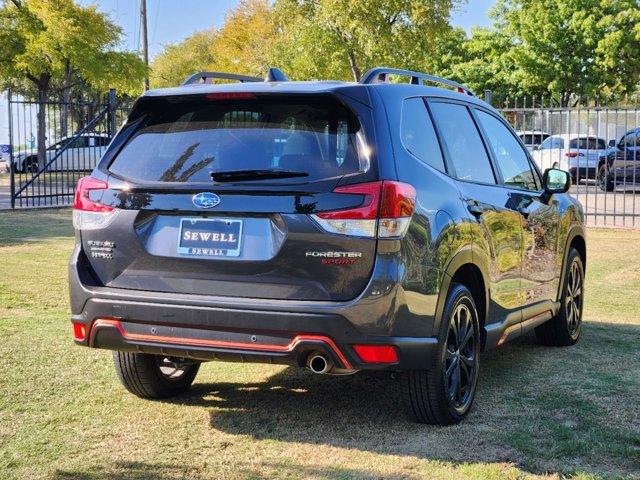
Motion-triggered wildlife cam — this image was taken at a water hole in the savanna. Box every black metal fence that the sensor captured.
[3,90,639,227]
[497,96,640,227]
[4,90,131,208]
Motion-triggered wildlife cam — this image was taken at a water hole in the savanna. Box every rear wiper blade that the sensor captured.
[210,169,309,182]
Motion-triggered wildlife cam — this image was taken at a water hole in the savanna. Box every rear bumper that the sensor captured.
[69,247,439,371]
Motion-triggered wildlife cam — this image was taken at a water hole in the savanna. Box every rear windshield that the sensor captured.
[569,137,607,150]
[108,94,368,183]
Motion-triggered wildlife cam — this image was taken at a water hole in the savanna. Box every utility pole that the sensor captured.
[140,0,149,90]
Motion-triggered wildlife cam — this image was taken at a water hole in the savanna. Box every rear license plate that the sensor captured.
[177,218,243,257]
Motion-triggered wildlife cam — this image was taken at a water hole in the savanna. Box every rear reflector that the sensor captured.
[565,152,584,158]
[312,181,416,238]
[73,322,87,341]
[73,176,115,230]
[352,344,398,363]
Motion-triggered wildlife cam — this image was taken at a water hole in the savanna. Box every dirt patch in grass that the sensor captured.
[0,210,639,479]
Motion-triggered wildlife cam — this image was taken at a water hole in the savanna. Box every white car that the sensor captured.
[531,134,608,183]
[516,130,550,152]
[10,133,110,174]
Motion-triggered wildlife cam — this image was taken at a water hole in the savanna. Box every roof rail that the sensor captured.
[359,67,474,96]
[182,71,261,86]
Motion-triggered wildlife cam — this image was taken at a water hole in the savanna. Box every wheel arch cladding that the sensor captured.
[450,264,487,344]
[570,234,586,272]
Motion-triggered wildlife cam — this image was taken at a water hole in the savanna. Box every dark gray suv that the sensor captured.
[69,67,586,425]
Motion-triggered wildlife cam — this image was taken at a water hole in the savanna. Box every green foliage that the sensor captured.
[150,29,218,88]
[271,0,460,81]
[454,0,640,103]
[0,0,146,96]
[150,0,276,88]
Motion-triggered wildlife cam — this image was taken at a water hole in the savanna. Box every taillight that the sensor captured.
[311,181,416,238]
[72,176,115,230]
[565,152,584,158]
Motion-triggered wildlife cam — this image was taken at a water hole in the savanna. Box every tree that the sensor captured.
[150,0,276,88]
[0,0,146,166]
[150,29,218,88]
[455,0,640,105]
[271,0,462,81]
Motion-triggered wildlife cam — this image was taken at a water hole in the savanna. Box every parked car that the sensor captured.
[69,67,586,425]
[10,133,110,173]
[516,130,550,152]
[531,134,608,184]
[597,127,640,191]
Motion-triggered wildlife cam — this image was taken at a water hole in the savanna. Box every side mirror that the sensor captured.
[543,168,570,196]
[608,139,617,148]
[532,145,539,151]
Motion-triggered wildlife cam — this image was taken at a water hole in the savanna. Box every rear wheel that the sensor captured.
[112,352,200,399]
[535,248,584,346]
[404,283,480,425]
[22,157,38,174]
[597,164,614,191]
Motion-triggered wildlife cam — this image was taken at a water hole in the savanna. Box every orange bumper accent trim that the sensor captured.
[89,318,352,369]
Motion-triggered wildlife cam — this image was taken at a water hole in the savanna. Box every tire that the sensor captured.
[535,248,584,346]
[112,352,200,399]
[23,157,38,174]
[404,283,481,425]
[597,164,614,192]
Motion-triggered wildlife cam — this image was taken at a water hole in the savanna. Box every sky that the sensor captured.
[87,0,495,59]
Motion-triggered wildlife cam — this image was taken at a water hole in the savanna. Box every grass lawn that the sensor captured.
[1,209,639,480]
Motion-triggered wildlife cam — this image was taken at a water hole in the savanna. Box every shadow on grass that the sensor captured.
[53,460,414,480]
[160,322,640,478]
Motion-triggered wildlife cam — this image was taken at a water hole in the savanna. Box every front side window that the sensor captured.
[429,102,495,184]
[108,95,366,183]
[476,110,539,190]
[623,132,638,148]
[400,97,445,172]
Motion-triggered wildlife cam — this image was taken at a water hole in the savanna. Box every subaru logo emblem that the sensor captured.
[192,192,220,209]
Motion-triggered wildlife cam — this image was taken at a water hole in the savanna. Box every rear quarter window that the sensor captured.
[400,97,445,172]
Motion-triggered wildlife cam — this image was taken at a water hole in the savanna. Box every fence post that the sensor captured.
[484,89,493,105]
[107,89,117,138]
[7,89,15,209]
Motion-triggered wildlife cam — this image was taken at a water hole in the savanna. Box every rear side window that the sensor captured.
[429,102,495,184]
[541,137,565,149]
[108,95,367,183]
[569,137,606,150]
[476,110,540,190]
[400,98,445,172]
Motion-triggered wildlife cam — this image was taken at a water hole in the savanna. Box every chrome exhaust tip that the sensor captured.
[306,352,333,374]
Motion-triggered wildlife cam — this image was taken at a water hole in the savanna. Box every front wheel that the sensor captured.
[535,248,584,346]
[112,352,200,399]
[404,283,480,425]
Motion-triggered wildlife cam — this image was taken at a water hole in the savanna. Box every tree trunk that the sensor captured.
[60,64,73,138]
[36,77,50,170]
[347,50,361,82]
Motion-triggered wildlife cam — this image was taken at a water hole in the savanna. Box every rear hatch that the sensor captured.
[80,92,380,301]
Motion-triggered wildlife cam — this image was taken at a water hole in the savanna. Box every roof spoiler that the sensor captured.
[359,67,474,96]
[182,68,289,86]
